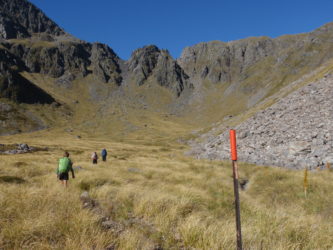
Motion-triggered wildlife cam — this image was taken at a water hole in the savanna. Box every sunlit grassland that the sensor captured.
[1,128,333,249]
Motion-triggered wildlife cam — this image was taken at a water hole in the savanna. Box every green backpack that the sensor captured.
[58,157,71,173]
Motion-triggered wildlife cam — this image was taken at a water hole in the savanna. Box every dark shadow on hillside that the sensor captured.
[0,70,56,104]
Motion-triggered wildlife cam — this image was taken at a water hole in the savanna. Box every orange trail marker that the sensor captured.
[229,129,242,250]
[230,129,238,161]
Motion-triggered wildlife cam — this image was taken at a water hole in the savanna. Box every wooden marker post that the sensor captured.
[230,129,243,250]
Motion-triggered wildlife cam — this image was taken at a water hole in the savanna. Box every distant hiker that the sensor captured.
[101,148,107,162]
[91,152,98,164]
[57,151,75,187]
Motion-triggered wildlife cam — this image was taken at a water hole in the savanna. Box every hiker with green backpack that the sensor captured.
[57,151,75,187]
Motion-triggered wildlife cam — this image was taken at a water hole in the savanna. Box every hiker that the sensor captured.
[56,151,75,188]
[101,148,107,162]
[91,152,98,164]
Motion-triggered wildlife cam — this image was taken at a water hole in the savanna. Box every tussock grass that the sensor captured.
[1,128,333,249]
[0,178,115,249]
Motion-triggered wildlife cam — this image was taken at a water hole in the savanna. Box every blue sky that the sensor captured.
[30,0,333,60]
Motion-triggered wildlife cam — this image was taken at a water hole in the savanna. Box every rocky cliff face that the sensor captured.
[90,43,123,85]
[3,41,123,81]
[128,45,160,86]
[178,28,333,84]
[0,0,64,39]
[178,24,333,108]
[178,38,274,83]
[127,45,192,96]
[190,73,333,169]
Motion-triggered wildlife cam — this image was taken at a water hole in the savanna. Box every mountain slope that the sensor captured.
[177,23,333,124]
[189,69,333,169]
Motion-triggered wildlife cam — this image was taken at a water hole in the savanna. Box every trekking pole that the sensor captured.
[230,129,242,250]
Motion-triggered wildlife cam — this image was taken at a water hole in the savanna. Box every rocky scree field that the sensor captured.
[190,72,333,169]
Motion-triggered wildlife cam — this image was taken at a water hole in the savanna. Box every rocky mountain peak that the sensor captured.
[128,45,161,85]
[127,45,192,96]
[90,42,122,84]
[0,0,65,39]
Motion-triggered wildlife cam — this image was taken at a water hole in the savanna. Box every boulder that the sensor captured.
[18,143,29,151]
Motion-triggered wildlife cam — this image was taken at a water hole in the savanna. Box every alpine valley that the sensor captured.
[1,0,333,249]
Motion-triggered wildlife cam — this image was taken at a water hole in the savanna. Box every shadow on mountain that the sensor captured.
[0,70,56,104]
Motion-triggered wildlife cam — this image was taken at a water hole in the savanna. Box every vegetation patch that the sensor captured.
[0,175,26,184]
[12,161,29,168]
[78,178,117,191]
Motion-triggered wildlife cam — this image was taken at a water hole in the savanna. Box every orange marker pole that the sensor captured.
[230,129,242,250]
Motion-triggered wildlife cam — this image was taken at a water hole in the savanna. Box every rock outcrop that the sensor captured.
[0,0,64,39]
[128,45,192,96]
[128,45,161,86]
[0,143,48,154]
[1,40,124,86]
[190,74,333,169]
[178,38,274,83]
[178,23,333,108]
[90,43,122,85]
[5,41,90,78]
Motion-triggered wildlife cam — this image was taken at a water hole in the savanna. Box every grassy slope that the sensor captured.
[1,127,333,249]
